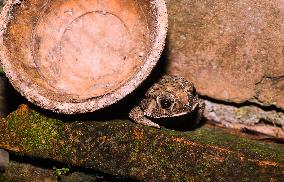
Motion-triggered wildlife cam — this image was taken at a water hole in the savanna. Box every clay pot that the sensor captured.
[0,0,168,113]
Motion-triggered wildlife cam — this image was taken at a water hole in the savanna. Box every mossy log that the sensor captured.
[0,104,283,181]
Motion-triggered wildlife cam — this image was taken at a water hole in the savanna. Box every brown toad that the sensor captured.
[129,75,205,128]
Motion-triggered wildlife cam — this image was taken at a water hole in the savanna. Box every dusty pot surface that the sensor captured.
[0,0,168,113]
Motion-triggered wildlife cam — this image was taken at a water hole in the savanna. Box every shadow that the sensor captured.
[3,77,27,116]
[201,95,284,113]
[155,108,205,131]
[9,152,137,181]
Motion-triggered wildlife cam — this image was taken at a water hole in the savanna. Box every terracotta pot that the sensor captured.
[0,0,168,113]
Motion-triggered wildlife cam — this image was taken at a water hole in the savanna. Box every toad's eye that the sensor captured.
[191,87,196,96]
[159,98,172,109]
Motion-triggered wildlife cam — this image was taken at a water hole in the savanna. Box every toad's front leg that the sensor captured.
[129,106,161,128]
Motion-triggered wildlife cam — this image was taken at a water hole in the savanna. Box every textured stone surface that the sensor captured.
[204,100,284,137]
[0,105,283,181]
[166,0,284,110]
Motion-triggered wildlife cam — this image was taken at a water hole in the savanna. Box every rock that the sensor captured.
[166,0,284,110]
[203,100,284,137]
[0,149,9,171]
[204,100,284,127]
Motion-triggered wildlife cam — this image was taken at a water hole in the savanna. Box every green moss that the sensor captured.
[132,140,141,153]
[195,161,211,175]
[12,151,24,156]
[2,105,283,181]
[0,173,5,182]
[53,166,70,177]
[177,126,284,162]
[159,157,171,167]
[167,143,175,150]
[8,112,19,130]
[7,109,64,152]
[59,142,77,157]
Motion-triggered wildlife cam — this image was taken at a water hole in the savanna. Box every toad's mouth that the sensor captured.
[144,102,199,119]
[145,111,192,119]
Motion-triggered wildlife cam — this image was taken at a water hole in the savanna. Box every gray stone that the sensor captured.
[204,99,284,137]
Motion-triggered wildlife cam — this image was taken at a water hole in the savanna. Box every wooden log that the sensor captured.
[0,0,167,114]
[0,104,283,181]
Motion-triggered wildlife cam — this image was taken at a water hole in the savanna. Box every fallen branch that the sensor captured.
[0,104,283,181]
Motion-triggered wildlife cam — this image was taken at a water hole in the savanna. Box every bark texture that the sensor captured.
[0,105,283,181]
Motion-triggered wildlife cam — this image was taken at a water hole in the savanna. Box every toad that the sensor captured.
[129,75,205,128]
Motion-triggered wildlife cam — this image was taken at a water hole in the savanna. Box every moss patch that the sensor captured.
[0,105,283,181]
[0,173,5,182]
[6,105,64,152]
